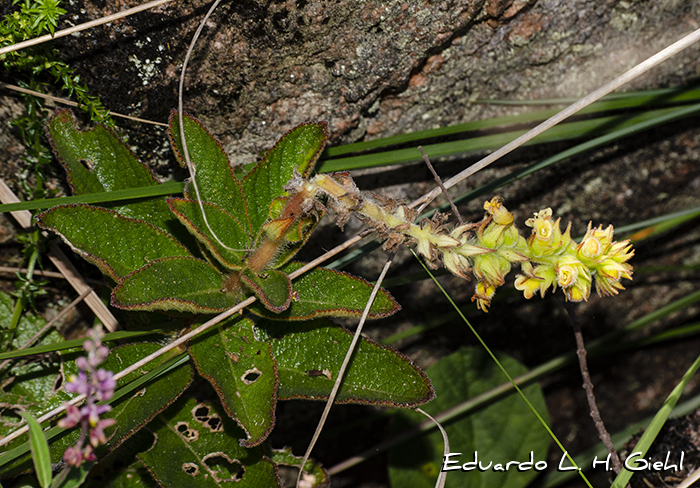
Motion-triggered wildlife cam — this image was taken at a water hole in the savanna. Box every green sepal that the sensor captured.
[137,394,280,488]
[256,319,434,407]
[112,257,235,313]
[167,198,250,270]
[242,122,328,234]
[240,268,292,313]
[46,109,175,231]
[168,111,252,234]
[248,262,401,321]
[188,317,278,447]
[36,204,192,281]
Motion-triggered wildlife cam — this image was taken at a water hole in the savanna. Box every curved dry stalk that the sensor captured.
[296,255,395,488]
[0,82,167,126]
[416,408,450,488]
[0,0,174,57]
[175,0,241,254]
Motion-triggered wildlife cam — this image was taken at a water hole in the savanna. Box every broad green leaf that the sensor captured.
[168,111,252,234]
[167,198,250,270]
[240,268,292,313]
[20,411,52,488]
[36,204,192,281]
[268,447,329,487]
[46,109,174,230]
[137,394,280,488]
[242,122,328,234]
[249,262,401,320]
[112,257,235,313]
[388,347,550,488]
[256,319,434,406]
[189,317,277,447]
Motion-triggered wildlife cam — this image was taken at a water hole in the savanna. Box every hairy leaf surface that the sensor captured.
[249,263,400,320]
[37,204,192,280]
[189,317,277,447]
[112,257,235,313]
[256,319,434,406]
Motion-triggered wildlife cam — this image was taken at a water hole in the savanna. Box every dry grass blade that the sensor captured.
[296,256,395,488]
[0,0,174,57]
[0,178,118,331]
[0,82,168,126]
[410,26,700,212]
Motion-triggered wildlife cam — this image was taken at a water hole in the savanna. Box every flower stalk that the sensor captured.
[290,173,634,312]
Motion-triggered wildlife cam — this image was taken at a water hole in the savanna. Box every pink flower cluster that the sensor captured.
[58,327,116,466]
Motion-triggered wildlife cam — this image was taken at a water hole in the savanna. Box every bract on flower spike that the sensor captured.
[296,173,633,312]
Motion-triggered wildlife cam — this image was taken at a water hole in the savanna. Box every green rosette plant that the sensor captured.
[0,108,435,487]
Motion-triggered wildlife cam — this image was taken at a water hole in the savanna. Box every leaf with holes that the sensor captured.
[242,121,328,236]
[111,257,236,313]
[168,111,252,234]
[36,204,193,281]
[166,198,250,270]
[269,447,329,487]
[46,109,176,231]
[240,268,292,313]
[137,394,280,488]
[256,319,434,406]
[189,317,277,447]
[388,347,550,488]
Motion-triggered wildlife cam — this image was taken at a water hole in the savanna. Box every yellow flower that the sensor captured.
[525,208,572,257]
[472,280,497,312]
[556,256,592,302]
[514,261,557,299]
[483,196,514,226]
[473,253,511,288]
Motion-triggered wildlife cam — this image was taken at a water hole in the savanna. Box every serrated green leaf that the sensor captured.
[189,317,277,447]
[240,268,292,313]
[256,319,434,406]
[166,198,250,270]
[20,411,52,488]
[249,262,401,320]
[112,257,235,313]
[242,122,328,234]
[388,347,550,488]
[137,394,280,488]
[268,447,329,487]
[36,204,192,281]
[168,111,252,234]
[46,109,174,230]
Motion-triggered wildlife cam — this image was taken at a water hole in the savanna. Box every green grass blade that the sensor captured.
[610,353,700,488]
[0,328,165,361]
[0,180,184,214]
[323,86,700,157]
[539,391,700,488]
[20,410,52,488]
[445,103,700,207]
